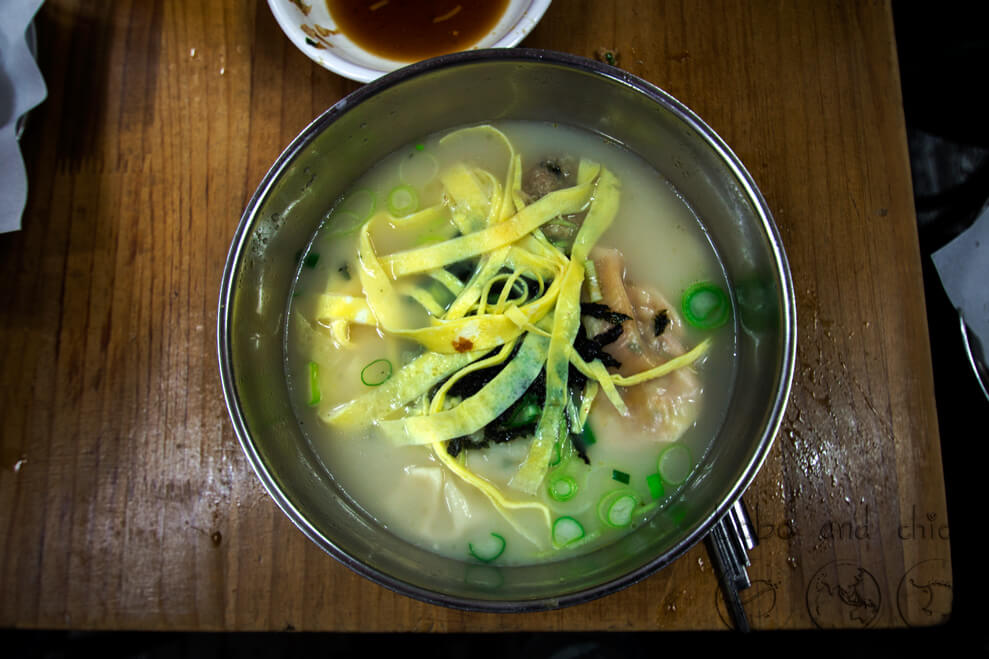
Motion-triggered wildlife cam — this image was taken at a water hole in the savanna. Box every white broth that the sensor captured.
[285,121,735,565]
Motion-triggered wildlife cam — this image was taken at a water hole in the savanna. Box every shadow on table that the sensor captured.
[2,624,986,658]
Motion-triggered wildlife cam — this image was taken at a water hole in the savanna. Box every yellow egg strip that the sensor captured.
[356,214,412,330]
[430,443,552,545]
[427,267,465,295]
[571,167,620,262]
[505,245,560,281]
[512,167,621,493]
[502,154,523,220]
[400,284,447,317]
[313,293,376,326]
[472,167,505,226]
[511,258,586,493]
[377,330,550,445]
[428,337,518,414]
[440,163,491,234]
[378,179,595,279]
[609,338,711,387]
[578,380,600,427]
[565,347,630,417]
[442,247,511,320]
[324,349,485,429]
[492,269,528,314]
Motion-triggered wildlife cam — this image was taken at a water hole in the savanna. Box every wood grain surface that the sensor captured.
[0,0,951,631]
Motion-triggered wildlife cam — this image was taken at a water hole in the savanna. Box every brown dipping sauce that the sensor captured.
[326,0,510,62]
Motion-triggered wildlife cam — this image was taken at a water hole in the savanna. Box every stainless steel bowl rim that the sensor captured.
[218,47,797,612]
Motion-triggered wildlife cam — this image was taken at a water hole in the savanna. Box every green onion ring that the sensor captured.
[360,358,393,386]
[681,281,730,329]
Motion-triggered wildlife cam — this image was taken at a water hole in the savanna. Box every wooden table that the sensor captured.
[0,0,951,631]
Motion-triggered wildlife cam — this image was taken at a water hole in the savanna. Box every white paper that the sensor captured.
[932,202,989,355]
[0,0,48,233]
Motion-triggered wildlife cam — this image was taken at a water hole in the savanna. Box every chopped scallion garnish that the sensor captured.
[646,473,665,500]
[598,489,640,528]
[505,402,540,428]
[307,361,321,406]
[360,358,393,386]
[657,443,692,485]
[387,184,418,217]
[303,252,320,269]
[548,440,562,467]
[584,259,603,302]
[546,217,578,230]
[547,474,578,502]
[468,532,506,562]
[681,281,730,329]
[552,516,585,547]
[611,469,630,485]
[581,421,597,446]
[598,490,638,528]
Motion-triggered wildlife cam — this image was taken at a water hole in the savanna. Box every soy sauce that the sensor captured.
[326,0,510,62]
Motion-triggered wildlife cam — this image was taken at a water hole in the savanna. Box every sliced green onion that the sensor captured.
[598,489,640,528]
[387,184,419,217]
[598,490,638,528]
[549,435,574,468]
[468,532,506,562]
[581,421,597,446]
[343,188,376,219]
[307,361,321,407]
[646,473,665,500]
[546,217,578,230]
[565,396,581,432]
[325,189,377,237]
[681,281,730,329]
[360,358,393,386]
[326,210,362,238]
[584,259,603,302]
[611,469,630,485]
[552,516,585,547]
[547,473,578,502]
[399,150,439,187]
[657,443,692,485]
[548,439,562,467]
[302,252,320,269]
[505,402,540,429]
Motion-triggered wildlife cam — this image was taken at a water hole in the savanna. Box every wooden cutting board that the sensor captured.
[0,0,951,631]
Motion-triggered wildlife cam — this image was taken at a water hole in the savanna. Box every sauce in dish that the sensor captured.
[326,0,510,62]
[286,121,736,565]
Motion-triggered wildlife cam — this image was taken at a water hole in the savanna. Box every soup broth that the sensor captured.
[286,121,735,565]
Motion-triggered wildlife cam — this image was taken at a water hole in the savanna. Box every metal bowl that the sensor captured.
[218,49,796,612]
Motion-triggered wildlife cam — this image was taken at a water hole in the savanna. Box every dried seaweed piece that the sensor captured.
[653,309,670,336]
[581,302,632,326]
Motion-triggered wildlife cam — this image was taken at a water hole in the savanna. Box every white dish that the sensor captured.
[266,0,552,83]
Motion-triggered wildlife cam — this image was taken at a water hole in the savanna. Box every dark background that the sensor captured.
[5,2,989,656]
